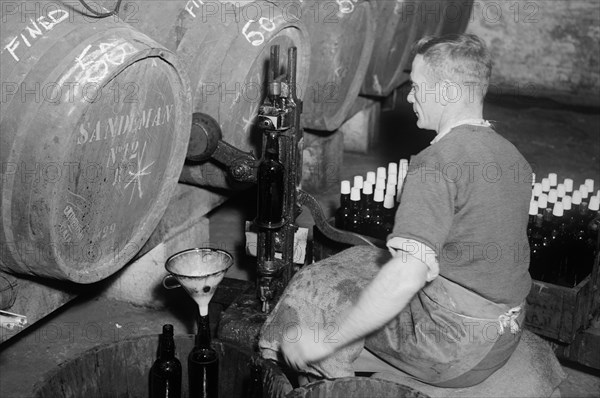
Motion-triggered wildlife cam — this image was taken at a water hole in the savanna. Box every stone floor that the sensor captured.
[1,90,599,397]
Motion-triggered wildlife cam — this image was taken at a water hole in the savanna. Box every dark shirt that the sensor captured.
[391,124,532,307]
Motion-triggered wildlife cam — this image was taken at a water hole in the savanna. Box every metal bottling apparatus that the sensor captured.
[187,44,384,313]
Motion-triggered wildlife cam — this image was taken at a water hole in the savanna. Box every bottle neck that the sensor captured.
[264,132,280,160]
[340,193,350,207]
[158,334,175,360]
[196,314,212,348]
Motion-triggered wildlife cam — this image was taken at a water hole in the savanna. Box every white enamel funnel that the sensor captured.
[163,248,233,316]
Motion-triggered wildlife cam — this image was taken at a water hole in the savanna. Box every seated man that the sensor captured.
[259,33,533,388]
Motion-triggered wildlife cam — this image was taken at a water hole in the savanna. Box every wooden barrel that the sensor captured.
[33,335,261,397]
[361,0,445,97]
[287,377,431,398]
[258,357,431,398]
[272,0,375,132]
[0,1,192,283]
[106,0,311,189]
[432,0,474,37]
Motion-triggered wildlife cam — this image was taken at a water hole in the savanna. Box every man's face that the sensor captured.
[407,55,444,132]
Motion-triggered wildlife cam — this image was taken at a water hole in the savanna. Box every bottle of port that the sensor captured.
[541,178,551,193]
[387,162,398,178]
[398,159,409,179]
[347,187,362,233]
[188,315,218,398]
[386,182,397,205]
[587,196,600,254]
[256,131,284,228]
[547,189,558,210]
[569,191,583,223]
[335,180,351,230]
[563,178,574,195]
[150,324,182,398]
[376,167,386,183]
[382,194,396,237]
[375,177,386,193]
[366,171,376,185]
[353,175,364,190]
[360,183,375,234]
[532,183,543,200]
[527,201,538,238]
[548,173,558,189]
[586,196,600,254]
[369,189,385,239]
[556,184,566,200]
[529,214,545,280]
[579,184,590,201]
[537,194,548,215]
[548,203,573,287]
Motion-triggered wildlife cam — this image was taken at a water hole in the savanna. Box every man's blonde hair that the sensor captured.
[412,34,492,100]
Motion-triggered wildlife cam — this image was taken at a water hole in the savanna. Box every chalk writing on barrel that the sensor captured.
[242,17,277,46]
[337,0,357,14]
[3,9,69,62]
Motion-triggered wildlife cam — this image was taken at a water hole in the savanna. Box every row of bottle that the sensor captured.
[528,174,600,287]
[150,320,218,398]
[334,159,409,240]
[532,172,597,199]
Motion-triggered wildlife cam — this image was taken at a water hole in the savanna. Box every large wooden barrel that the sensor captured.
[258,357,431,398]
[106,0,311,188]
[0,1,192,282]
[33,335,261,397]
[433,0,474,37]
[273,0,375,132]
[32,333,431,398]
[287,377,431,398]
[361,0,445,97]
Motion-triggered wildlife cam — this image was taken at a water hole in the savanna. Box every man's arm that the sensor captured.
[281,254,428,370]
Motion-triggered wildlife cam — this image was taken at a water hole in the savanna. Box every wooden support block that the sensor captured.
[0,274,80,343]
[302,129,344,193]
[553,323,600,370]
[340,96,381,154]
[98,184,222,306]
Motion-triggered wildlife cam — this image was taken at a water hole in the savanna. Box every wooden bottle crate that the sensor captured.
[524,251,600,344]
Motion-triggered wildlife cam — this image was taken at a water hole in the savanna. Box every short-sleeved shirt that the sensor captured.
[390,124,532,307]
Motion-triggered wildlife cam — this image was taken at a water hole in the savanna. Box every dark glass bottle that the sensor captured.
[347,187,362,233]
[335,180,351,230]
[256,131,284,228]
[569,201,596,284]
[360,182,375,234]
[188,316,218,398]
[548,204,574,287]
[368,189,385,239]
[529,214,545,280]
[537,194,548,216]
[527,201,538,238]
[547,189,558,211]
[382,194,396,238]
[150,324,182,398]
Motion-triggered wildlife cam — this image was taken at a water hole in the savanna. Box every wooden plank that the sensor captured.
[554,324,600,370]
[0,274,80,343]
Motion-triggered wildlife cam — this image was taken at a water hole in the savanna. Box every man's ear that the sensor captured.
[440,80,461,106]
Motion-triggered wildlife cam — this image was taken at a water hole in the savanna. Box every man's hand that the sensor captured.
[280,324,336,371]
